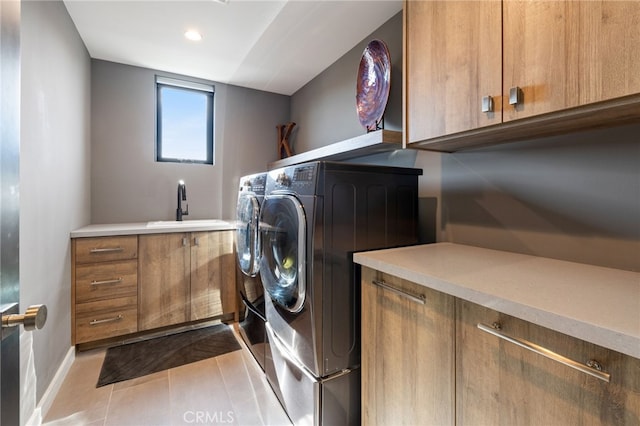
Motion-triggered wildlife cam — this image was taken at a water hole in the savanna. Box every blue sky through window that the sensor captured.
[159,85,212,163]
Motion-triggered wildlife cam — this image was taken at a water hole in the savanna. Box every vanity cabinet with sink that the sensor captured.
[71,221,237,346]
[138,231,235,330]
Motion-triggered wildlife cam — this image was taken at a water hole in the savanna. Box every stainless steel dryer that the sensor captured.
[259,161,421,425]
[235,172,268,370]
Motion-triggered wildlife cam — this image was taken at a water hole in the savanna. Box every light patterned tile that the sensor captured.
[43,350,112,425]
[217,350,291,426]
[168,356,238,425]
[104,374,170,426]
[45,333,292,426]
[112,369,168,392]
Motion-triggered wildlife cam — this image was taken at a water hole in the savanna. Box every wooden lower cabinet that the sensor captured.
[456,299,640,425]
[139,233,190,330]
[72,236,139,344]
[73,230,237,345]
[139,231,237,331]
[190,231,236,321]
[75,296,138,344]
[361,268,640,425]
[361,267,455,426]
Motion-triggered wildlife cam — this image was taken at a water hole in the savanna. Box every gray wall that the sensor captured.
[438,124,640,272]
[290,10,639,272]
[91,61,289,223]
[291,12,404,153]
[20,0,91,413]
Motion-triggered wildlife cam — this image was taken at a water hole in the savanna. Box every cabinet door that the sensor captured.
[361,268,455,425]
[456,299,640,425]
[139,233,190,330]
[503,0,640,121]
[405,0,502,144]
[190,231,236,321]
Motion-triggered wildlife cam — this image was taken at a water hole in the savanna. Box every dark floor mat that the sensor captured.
[96,324,241,387]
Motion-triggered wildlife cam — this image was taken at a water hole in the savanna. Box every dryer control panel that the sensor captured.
[268,163,318,194]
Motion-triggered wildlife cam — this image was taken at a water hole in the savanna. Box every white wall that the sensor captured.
[20,0,91,418]
[91,61,290,223]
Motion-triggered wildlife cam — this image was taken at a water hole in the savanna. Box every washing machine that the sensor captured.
[259,161,421,425]
[235,172,268,370]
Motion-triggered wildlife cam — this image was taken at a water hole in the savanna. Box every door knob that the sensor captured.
[2,304,47,331]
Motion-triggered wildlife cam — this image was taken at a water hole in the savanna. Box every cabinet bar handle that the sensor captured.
[90,278,123,286]
[477,323,610,383]
[371,279,426,305]
[89,315,124,326]
[89,247,124,254]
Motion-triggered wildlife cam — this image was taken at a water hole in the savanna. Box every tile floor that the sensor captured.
[42,326,292,426]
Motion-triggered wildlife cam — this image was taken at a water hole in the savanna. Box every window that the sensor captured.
[156,76,214,164]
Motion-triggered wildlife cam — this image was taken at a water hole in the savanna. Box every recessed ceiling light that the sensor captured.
[184,30,202,41]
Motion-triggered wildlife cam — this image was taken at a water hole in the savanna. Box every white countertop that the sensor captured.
[71,219,236,238]
[354,243,640,359]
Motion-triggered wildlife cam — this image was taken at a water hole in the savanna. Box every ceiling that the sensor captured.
[63,0,402,96]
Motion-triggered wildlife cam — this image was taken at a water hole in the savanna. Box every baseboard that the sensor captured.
[25,346,75,426]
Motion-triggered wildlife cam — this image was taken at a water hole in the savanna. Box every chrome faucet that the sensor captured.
[176,180,189,221]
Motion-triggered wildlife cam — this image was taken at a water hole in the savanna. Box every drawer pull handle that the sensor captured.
[89,247,124,254]
[371,279,426,305]
[477,322,611,383]
[89,315,124,326]
[90,278,123,286]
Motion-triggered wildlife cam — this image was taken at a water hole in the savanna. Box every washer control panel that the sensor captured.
[239,173,266,195]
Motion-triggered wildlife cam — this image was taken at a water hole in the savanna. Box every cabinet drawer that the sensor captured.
[456,299,640,425]
[75,260,137,303]
[75,296,138,343]
[75,236,137,264]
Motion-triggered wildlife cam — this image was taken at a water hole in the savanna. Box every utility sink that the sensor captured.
[146,219,234,230]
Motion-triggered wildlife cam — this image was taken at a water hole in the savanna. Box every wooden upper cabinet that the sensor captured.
[405,0,502,144]
[503,0,640,122]
[405,0,640,150]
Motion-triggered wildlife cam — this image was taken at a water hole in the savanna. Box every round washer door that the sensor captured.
[259,194,306,313]
[236,192,261,277]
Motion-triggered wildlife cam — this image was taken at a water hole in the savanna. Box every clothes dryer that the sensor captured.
[235,172,268,370]
[259,161,421,425]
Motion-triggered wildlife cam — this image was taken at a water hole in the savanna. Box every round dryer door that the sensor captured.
[236,192,261,277]
[259,194,306,313]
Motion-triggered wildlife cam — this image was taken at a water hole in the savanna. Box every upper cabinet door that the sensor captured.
[503,0,640,122]
[405,0,502,144]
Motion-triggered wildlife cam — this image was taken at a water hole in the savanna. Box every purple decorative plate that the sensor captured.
[356,39,391,131]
